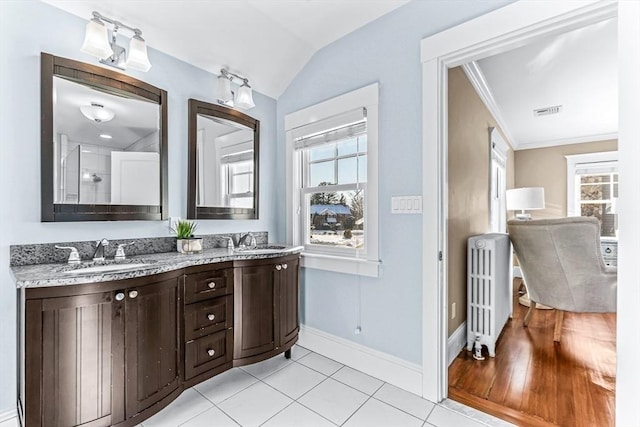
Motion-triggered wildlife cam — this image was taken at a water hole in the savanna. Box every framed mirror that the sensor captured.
[187,99,259,219]
[41,53,168,222]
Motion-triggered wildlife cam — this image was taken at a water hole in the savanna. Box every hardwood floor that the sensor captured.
[448,279,616,426]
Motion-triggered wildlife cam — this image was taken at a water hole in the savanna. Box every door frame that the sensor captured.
[420,1,640,425]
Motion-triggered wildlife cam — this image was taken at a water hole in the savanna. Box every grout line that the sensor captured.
[425,402,436,421]
[194,368,259,406]
[339,394,374,426]
[369,394,432,423]
[257,400,297,427]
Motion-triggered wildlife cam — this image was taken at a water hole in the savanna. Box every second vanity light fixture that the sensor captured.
[81,11,151,72]
[216,69,255,110]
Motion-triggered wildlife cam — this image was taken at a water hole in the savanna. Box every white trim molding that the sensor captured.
[447,321,467,367]
[462,62,515,147]
[420,0,622,406]
[298,325,423,396]
[516,132,619,151]
[565,150,618,216]
[285,83,380,277]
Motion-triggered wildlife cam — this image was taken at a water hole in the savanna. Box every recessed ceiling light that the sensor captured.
[99,134,112,139]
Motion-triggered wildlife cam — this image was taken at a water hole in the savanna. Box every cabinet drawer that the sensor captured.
[185,330,231,380]
[185,269,232,303]
[184,296,232,341]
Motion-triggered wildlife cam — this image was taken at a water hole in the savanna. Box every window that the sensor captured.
[285,84,379,277]
[489,128,508,233]
[566,151,618,237]
[222,152,253,208]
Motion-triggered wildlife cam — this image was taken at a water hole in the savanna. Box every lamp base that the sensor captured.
[514,213,532,220]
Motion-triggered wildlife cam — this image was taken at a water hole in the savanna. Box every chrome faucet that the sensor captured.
[238,232,257,249]
[92,238,109,261]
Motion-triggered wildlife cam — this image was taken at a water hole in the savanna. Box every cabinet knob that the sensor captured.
[207,282,216,289]
[282,263,288,270]
[207,313,215,321]
[605,248,612,253]
[115,292,125,301]
[207,349,215,357]
[128,290,138,299]
[275,264,282,271]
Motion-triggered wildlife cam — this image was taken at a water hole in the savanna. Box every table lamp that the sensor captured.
[506,187,545,220]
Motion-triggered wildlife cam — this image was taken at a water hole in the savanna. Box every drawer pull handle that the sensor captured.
[207,282,216,289]
[207,313,215,321]
[282,263,288,270]
[207,349,215,357]
[129,290,138,299]
[115,292,125,301]
[605,248,612,253]
[275,264,282,271]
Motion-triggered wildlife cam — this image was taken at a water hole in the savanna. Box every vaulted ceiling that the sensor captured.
[42,0,409,99]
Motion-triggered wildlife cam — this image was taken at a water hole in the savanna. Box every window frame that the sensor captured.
[566,151,619,237]
[285,83,380,277]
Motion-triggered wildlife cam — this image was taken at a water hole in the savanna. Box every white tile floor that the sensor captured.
[139,346,513,427]
[0,346,514,427]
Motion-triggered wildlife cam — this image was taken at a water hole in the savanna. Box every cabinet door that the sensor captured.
[25,292,124,427]
[125,278,180,417]
[278,257,300,347]
[234,264,275,359]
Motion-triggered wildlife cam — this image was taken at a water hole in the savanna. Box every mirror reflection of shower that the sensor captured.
[53,76,161,206]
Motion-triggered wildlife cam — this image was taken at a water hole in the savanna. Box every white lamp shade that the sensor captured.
[216,75,234,105]
[126,35,152,72]
[81,18,113,60]
[235,84,255,109]
[506,187,545,211]
[80,104,115,123]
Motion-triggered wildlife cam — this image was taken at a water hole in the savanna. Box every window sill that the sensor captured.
[301,252,380,277]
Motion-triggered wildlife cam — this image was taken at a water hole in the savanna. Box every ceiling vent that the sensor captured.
[533,105,562,117]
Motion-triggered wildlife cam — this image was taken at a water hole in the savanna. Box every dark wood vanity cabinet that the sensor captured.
[18,255,299,427]
[22,291,121,427]
[233,254,300,364]
[182,263,234,385]
[19,270,183,427]
[124,276,181,419]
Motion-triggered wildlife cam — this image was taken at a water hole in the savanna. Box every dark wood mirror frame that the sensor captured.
[187,99,260,220]
[40,52,168,222]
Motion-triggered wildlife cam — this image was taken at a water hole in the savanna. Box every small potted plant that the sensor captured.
[172,220,203,254]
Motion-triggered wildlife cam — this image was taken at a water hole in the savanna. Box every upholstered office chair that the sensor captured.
[507,217,617,342]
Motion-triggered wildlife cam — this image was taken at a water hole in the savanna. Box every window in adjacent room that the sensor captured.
[566,151,618,237]
[285,83,380,277]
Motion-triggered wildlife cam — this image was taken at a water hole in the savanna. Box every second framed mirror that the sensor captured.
[187,99,259,219]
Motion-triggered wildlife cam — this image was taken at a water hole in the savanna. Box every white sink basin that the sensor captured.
[63,263,151,275]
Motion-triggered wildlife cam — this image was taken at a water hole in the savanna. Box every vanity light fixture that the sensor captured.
[80,103,115,123]
[81,11,151,72]
[215,69,255,109]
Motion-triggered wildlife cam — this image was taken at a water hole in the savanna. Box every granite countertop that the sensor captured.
[12,246,304,288]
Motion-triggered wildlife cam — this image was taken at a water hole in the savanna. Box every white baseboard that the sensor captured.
[298,325,423,396]
[0,408,17,423]
[447,321,467,366]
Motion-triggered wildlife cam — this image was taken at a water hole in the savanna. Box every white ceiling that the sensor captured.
[473,18,618,149]
[54,76,158,149]
[42,0,409,99]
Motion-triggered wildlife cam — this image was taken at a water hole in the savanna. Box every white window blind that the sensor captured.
[292,108,366,151]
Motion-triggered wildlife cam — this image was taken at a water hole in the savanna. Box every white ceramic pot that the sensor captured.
[176,238,203,254]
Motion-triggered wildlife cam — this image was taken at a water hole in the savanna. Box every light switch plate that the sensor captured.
[391,196,422,214]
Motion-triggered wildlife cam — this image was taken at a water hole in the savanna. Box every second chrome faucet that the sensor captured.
[92,238,109,261]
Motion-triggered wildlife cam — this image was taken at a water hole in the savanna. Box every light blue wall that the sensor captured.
[276,0,514,364]
[0,1,277,414]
